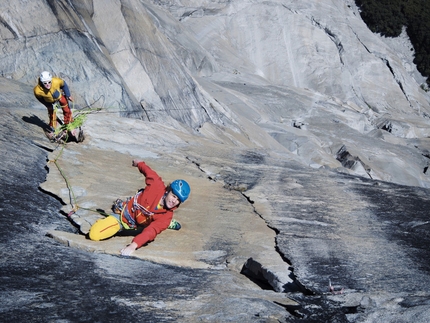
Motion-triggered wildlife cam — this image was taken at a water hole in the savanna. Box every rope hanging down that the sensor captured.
[48,105,109,219]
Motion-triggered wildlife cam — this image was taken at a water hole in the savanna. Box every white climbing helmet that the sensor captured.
[40,71,52,83]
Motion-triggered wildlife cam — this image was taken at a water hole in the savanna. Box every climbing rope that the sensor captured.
[48,104,110,219]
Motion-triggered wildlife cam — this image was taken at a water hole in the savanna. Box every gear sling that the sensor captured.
[89,189,154,241]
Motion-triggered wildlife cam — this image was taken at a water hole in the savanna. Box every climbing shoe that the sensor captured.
[77,127,85,142]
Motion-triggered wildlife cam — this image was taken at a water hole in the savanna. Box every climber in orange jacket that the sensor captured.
[33,71,74,132]
[89,160,191,256]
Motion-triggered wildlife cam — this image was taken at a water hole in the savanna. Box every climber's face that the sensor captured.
[43,81,52,90]
[164,191,180,209]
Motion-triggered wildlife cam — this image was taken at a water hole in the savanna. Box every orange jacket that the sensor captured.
[126,161,177,248]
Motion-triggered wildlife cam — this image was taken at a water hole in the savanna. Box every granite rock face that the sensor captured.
[1,0,430,322]
[1,0,430,187]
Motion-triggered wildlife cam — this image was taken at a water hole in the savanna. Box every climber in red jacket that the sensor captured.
[89,160,191,256]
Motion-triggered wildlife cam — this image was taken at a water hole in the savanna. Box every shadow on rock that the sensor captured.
[22,114,48,130]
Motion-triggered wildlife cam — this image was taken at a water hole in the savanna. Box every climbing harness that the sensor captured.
[131,190,155,226]
[111,190,156,229]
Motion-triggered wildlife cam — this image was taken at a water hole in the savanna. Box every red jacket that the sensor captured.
[125,161,177,248]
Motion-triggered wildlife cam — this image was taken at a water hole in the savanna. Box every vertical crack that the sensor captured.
[380,57,409,101]
[311,17,344,65]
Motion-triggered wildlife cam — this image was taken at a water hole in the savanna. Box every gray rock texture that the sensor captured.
[2,0,429,187]
[1,0,430,322]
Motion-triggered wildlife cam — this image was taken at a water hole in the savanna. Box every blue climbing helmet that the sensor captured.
[170,179,190,203]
